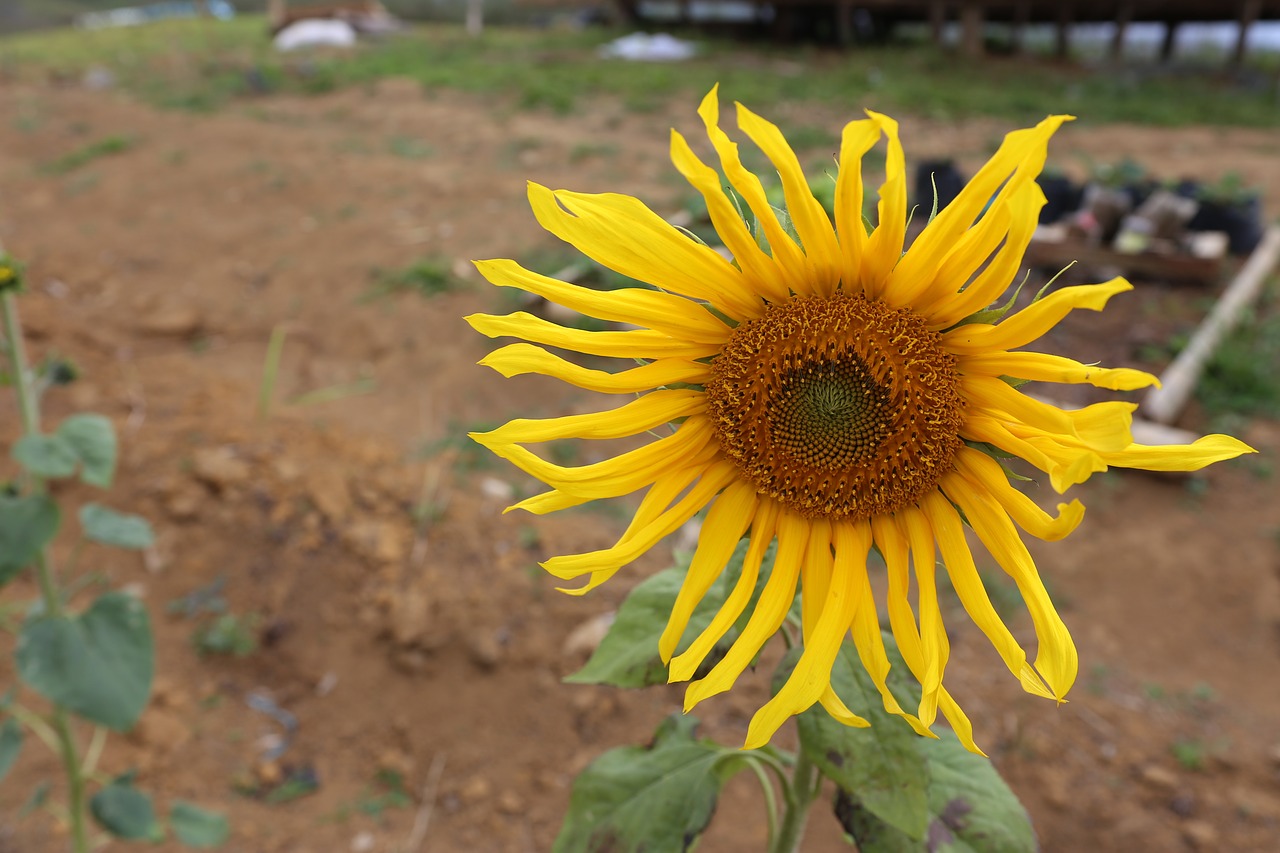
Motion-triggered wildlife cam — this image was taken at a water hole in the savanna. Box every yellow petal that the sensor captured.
[861,111,906,299]
[478,416,716,499]
[962,415,1103,492]
[938,693,985,756]
[919,491,1055,700]
[953,447,1085,541]
[669,498,779,683]
[962,374,1079,437]
[835,119,882,294]
[735,102,842,296]
[798,517,834,642]
[474,259,731,343]
[898,505,948,725]
[903,200,1011,312]
[942,473,1077,701]
[745,519,861,748]
[891,116,1069,308]
[659,480,759,662]
[669,128,789,306]
[479,343,710,394]
[684,510,808,710]
[961,350,1159,391]
[475,388,704,444]
[546,460,737,583]
[467,311,721,360]
[1099,433,1256,471]
[924,180,1046,329]
[527,182,761,320]
[943,277,1133,354]
[696,88,813,295]
[844,522,935,737]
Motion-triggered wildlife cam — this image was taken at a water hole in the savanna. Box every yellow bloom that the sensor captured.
[466,88,1253,753]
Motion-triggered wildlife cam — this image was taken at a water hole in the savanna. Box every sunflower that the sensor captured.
[466,88,1252,753]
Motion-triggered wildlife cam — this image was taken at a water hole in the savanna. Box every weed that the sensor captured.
[387,135,435,159]
[41,135,134,175]
[192,613,259,658]
[569,142,620,163]
[1170,738,1205,771]
[362,257,460,301]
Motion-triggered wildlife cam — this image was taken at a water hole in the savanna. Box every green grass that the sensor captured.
[362,256,461,301]
[1196,284,1280,423]
[41,134,134,174]
[4,17,1280,127]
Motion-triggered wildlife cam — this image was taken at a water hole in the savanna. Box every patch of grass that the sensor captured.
[569,141,619,163]
[1170,738,1206,771]
[192,612,258,658]
[362,256,460,301]
[42,134,133,174]
[387,135,435,159]
[1196,287,1280,423]
[6,18,1280,127]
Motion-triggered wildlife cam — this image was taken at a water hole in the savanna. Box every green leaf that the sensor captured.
[838,731,1038,853]
[0,493,60,585]
[780,640,930,840]
[0,718,23,781]
[170,801,230,848]
[553,714,738,853]
[90,783,157,839]
[79,503,155,549]
[57,414,117,487]
[567,540,772,688]
[12,434,79,478]
[17,591,154,731]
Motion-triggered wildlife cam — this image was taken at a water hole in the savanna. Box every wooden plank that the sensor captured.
[1024,238,1224,285]
[1141,226,1280,424]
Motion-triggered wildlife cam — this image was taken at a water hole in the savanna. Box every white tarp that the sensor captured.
[273,19,358,52]
[598,32,698,62]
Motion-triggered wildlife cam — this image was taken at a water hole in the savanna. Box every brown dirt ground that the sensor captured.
[0,75,1279,853]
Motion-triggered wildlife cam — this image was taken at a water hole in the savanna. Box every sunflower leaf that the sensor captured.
[777,638,930,840]
[566,539,772,689]
[552,713,738,853]
[837,730,1038,853]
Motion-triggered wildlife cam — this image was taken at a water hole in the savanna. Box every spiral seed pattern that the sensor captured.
[705,292,965,520]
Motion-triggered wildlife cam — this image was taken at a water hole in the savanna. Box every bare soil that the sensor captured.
[0,78,1278,852]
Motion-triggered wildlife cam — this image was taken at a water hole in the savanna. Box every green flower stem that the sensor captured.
[2,291,40,436]
[770,747,819,853]
[743,757,779,845]
[2,291,89,853]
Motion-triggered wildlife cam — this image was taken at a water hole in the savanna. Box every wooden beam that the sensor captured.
[960,1,984,58]
[1110,1,1133,61]
[837,0,855,48]
[1160,19,1180,62]
[1010,0,1030,54]
[1054,2,1073,59]
[1141,227,1280,424]
[929,0,947,47]
[1231,0,1263,68]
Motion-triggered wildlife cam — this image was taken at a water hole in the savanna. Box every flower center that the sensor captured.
[705,293,965,520]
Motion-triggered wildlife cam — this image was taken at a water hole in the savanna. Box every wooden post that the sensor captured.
[929,0,947,47]
[1160,19,1180,62]
[959,1,984,59]
[466,0,483,36]
[1010,0,1030,54]
[1110,1,1133,61]
[1054,2,1073,59]
[1231,0,1262,68]
[837,0,855,48]
[267,0,286,31]
[1141,227,1280,424]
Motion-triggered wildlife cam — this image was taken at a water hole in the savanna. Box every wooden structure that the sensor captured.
[618,0,1280,62]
